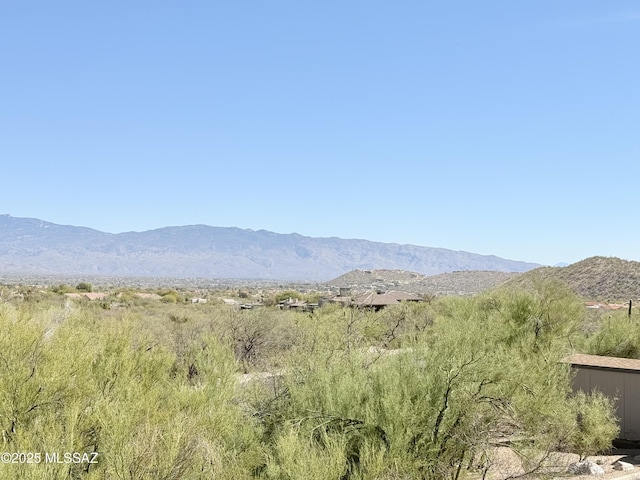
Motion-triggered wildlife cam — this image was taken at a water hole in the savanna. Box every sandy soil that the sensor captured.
[561,450,640,479]
[477,447,640,479]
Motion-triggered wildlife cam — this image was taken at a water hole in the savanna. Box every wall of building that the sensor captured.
[572,366,640,441]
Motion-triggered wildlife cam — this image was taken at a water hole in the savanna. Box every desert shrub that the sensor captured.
[0,302,262,479]
[219,307,300,371]
[50,283,76,294]
[161,292,179,303]
[583,311,640,359]
[476,279,584,356]
[250,281,616,479]
[567,390,619,460]
[76,282,93,292]
[157,289,187,304]
[0,281,620,479]
[376,302,436,347]
[260,425,349,480]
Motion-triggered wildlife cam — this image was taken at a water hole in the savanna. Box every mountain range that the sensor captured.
[0,214,540,281]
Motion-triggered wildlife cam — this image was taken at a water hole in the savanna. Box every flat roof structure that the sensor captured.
[563,354,640,372]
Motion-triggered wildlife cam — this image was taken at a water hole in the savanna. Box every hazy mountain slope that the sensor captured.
[0,214,540,281]
[503,256,640,301]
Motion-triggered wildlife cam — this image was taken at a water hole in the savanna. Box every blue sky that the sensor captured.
[1,1,639,267]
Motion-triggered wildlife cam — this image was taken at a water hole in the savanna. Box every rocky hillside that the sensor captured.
[0,214,540,282]
[327,269,520,295]
[504,256,640,301]
[327,269,426,288]
[416,271,520,295]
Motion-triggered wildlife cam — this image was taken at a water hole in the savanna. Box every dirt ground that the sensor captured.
[480,447,640,479]
[561,450,640,479]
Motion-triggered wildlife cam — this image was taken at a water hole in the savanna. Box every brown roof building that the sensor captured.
[352,291,423,310]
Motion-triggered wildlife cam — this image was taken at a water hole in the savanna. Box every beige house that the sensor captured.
[564,354,640,441]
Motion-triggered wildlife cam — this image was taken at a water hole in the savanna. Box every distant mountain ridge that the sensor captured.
[0,214,540,281]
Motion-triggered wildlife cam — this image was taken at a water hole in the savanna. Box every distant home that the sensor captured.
[324,290,423,311]
[222,298,242,306]
[352,291,422,310]
[564,354,640,441]
[278,298,315,311]
[64,292,107,301]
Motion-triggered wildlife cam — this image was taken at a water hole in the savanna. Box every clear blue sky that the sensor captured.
[1,1,639,267]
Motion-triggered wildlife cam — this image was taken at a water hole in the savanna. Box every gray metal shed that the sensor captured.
[564,354,640,441]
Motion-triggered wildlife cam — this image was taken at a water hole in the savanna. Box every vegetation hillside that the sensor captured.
[504,256,640,301]
[327,269,519,295]
[327,269,426,288]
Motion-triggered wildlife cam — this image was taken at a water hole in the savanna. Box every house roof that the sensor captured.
[288,301,307,308]
[563,354,640,372]
[353,290,422,307]
[222,298,241,305]
[278,298,308,308]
